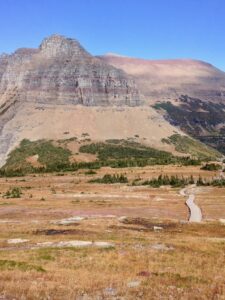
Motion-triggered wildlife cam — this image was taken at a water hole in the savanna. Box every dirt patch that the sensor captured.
[26,154,44,168]
[70,153,97,163]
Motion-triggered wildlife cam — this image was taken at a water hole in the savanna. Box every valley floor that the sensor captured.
[0,165,224,299]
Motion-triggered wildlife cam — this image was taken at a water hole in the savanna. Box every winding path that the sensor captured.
[180,157,225,222]
[185,193,202,222]
[180,185,202,222]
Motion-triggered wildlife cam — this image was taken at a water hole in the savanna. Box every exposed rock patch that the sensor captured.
[52,216,85,225]
[35,240,114,249]
[7,238,29,244]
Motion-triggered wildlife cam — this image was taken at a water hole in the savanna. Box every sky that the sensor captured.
[0,0,225,70]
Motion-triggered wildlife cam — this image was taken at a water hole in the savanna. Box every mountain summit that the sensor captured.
[0,34,140,107]
[39,34,91,58]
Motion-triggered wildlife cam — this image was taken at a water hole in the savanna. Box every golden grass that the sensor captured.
[0,165,224,299]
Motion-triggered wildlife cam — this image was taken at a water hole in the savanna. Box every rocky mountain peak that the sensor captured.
[0,34,141,108]
[39,34,90,58]
[0,53,9,59]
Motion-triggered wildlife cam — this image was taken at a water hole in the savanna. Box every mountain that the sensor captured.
[0,35,141,107]
[0,34,224,169]
[101,54,225,103]
[0,34,186,166]
[101,54,225,153]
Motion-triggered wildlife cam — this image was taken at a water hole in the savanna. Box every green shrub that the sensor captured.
[2,139,71,173]
[196,177,225,187]
[210,178,225,187]
[0,169,25,177]
[141,174,225,188]
[89,174,128,184]
[0,259,45,272]
[84,170,97,175]
[162,134,221,160]
[201,163,221,171]
[79,142,173,161]
[4,187,22,198]
[142,175,194,188]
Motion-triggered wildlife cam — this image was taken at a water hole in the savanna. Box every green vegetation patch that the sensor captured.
[36,248,56,261]
[135,174,225,188]
[0,138,217,177]
[201,163,222,171]
[197,177,225,187]
[89,173,128,184]
[84,170,97,175]
[162,134,221,160]
[2,139,72,173]
[141,174,195,188]
[79,141,173,160]
[0,259,45,272]
[78,141,187,169]
[3,187,22,198]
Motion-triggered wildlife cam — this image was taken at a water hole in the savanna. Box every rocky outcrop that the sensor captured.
[0,35,141,107]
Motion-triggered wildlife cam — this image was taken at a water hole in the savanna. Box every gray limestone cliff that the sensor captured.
[0,34,141,107]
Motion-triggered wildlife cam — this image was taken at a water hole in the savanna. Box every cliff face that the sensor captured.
[0,35,141,107]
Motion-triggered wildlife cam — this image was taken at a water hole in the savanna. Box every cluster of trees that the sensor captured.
[196,177,225,187]
[141,175,195,188]
[0,140,220,178]
[89,174,128,184]
[201,163,221,171]
[0,156,203,178]
[138,174,225,188]
[79,142,172,161]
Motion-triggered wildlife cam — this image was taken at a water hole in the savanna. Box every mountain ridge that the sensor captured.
[101,54,225,103]
[102,54,220,70]
[0,34,141,107]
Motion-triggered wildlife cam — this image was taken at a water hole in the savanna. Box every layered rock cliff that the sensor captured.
[0,35,141,107]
